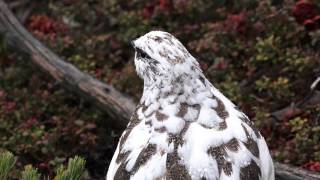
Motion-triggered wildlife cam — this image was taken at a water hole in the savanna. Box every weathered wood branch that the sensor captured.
[0,0,135,129]
[271,77,320,121]
[311,77,320,91]
[271,91,320,121]
[275,162,320,180]
[0,0,319,179]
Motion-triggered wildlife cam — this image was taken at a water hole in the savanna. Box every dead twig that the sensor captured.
[270,77,320,121]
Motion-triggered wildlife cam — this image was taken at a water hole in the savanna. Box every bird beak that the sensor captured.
[132,41,137,61]
[131,40,136,49]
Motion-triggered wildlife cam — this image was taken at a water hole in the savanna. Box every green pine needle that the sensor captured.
[54,156,86,180]
[0,151,17,180]
[22,165,41,180]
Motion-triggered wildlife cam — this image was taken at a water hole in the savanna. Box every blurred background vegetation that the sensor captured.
[0,0,320,179]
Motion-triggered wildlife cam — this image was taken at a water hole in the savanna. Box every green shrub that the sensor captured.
[22,165,41,180]
[0,151,85,179]
[0,151,16,180]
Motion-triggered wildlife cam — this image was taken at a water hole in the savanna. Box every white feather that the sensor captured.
[107,31,274,180]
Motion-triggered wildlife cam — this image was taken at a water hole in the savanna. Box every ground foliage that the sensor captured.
[0,151,85,180]
[0,0,320,178]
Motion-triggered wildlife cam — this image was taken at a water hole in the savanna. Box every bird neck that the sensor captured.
[137,72,238,135]
[141,73,209,106]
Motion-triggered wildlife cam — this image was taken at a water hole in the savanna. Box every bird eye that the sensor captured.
[137,49,150,59]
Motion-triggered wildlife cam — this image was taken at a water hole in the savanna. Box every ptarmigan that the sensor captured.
[107,31,274,180]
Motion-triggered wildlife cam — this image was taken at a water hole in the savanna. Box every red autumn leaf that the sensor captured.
[95,68,104,78]
[159,0,172,11]
[313,15,320,27]
[224,12,247,34]
[304,19,317,31]
[302,161,320,172]
[214,60,228,70]
[27,15,68,40]
[292,0,317,24]
[0,90,5,98]
[4,101,16,113]
[141,3,156,19]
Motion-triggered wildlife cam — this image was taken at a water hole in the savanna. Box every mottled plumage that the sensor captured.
[107,31,274,180]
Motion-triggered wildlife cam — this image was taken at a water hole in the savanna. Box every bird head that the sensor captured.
[132,31,202,86]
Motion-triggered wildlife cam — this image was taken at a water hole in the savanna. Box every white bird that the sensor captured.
[107,31,274,180]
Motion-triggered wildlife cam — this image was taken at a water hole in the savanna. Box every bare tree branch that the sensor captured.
[275,162,320,180]
[0,0,135,129]
[271,91,320,121]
